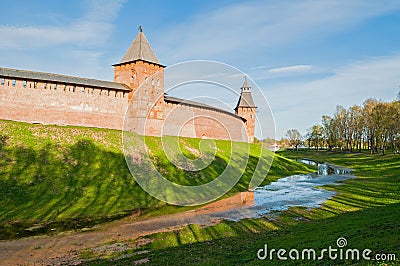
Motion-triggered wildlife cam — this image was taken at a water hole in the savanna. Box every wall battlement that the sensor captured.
[0,29,256,142]
[0,68,131,130]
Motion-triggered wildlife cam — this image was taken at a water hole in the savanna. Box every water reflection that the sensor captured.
[253,172,352,216]
[196,161,354,222]
[252,160,353,216]
[297,158,318,166]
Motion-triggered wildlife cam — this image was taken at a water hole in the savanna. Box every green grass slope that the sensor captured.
[0,120,312,239]
[85,150,400,265]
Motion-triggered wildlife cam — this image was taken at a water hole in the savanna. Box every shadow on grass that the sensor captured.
[0,125,312,240]
[0,139,159,239]
[84,202,400,266]
[0,135,291,239]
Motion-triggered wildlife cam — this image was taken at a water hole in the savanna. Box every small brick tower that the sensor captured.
[113,26,165,102]
[235,76,257,142]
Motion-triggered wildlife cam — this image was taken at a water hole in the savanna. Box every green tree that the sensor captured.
[308,124,324,150]
[302,95,400,154]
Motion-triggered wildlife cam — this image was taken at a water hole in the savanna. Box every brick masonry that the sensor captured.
[0,33,256,142]
[0,77,129,130]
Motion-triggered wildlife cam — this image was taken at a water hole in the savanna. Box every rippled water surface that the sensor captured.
[203,161,354,221]
[253,171,353,215]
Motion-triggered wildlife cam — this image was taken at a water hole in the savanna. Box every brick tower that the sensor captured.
[235,76,257,142]
[113,26,165,103]
[113,27,165,135]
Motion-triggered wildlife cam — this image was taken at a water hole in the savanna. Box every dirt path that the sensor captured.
[0,192,254,265]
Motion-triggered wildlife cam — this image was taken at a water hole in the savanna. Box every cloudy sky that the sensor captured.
[1,0,400,139]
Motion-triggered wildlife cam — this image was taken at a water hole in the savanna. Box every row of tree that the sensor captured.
[286,96,400,154]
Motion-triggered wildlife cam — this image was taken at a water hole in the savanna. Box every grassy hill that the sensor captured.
[83,150,400,265]
[0,120,313,239]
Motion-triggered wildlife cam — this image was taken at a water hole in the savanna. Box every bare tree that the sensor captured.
[363,99,379,154]
[322,115,338,150]
[318,98,399,154]
[286,129,302,150]
[348,105,363,152]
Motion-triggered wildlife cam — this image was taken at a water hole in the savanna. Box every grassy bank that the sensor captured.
[85,150,400,265]
[0,120,312,239]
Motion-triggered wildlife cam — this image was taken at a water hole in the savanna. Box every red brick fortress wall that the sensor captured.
[162,101,248,142]
[125,99,249,142]
[0,77,129,130]
[1,66,253,142]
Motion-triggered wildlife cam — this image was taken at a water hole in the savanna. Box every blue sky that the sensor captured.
[1,0,400,139]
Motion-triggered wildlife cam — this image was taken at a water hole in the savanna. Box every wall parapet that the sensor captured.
[0,67,130,130]
[0,66,251,141]
[0,67,131,92]
[164,96,245,122]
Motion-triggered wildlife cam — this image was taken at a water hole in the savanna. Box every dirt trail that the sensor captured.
[0,192,254,265]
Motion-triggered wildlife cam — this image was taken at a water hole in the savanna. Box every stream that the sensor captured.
[201,159,354,221]
[253,160,353,216]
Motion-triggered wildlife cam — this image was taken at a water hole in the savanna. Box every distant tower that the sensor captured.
[235,76,257,142]
[113,26,165,103]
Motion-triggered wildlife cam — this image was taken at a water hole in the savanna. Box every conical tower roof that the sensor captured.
[235,76,256,110]
[116,26,162,66]
[242,75,250,89]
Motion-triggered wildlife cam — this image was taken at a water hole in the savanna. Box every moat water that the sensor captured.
[197,159,354,221]
[252,161,353,216]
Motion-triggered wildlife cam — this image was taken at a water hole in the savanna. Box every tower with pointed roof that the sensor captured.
[113,27,166,135]
[235,76,257,142]
[113,26,165,102]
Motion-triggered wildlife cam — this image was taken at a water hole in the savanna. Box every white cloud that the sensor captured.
[269,65,312,74]
[0,0,126,49]
[254,65,272,69]
[158,0,400,62]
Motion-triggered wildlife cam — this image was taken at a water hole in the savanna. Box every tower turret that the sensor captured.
[113,26,165,102]
[235,76,257,142]
[114,27,165,135]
